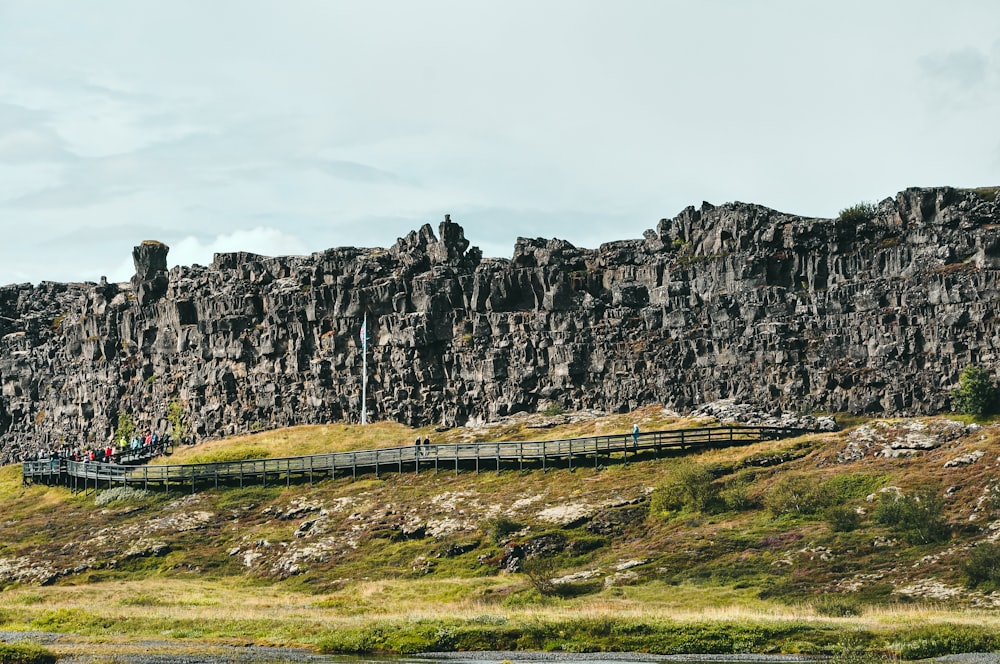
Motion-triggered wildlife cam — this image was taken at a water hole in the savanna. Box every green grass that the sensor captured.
[5,410,1000,656]
[966,186,998,203]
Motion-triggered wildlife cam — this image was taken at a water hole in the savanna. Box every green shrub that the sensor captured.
[829,634,891,664]
[486,517,523,544]
[115,410,136,445]
[962,541,1000,589]
[540,403,564,416]
[838,202,877,223]
[520,556,558,596]
[0,643,57,664]
[650,461,719,514]
[951,365,998,416]
[825,505,862,532]
[720,477,755,511]
[167,398,189,443]
[764,475,834,517]
[873,490,949,544]
[813,594,863,617]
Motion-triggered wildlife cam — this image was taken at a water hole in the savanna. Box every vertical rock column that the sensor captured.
[131,240,170,306]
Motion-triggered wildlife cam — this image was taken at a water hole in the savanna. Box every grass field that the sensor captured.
[3,408,1000,659]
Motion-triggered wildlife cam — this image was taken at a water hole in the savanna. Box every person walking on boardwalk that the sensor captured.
[631,423,640,449]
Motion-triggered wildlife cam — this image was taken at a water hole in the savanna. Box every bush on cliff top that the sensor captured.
[838,202,877,223]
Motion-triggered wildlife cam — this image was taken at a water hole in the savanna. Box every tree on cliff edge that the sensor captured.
[952,365,998,416]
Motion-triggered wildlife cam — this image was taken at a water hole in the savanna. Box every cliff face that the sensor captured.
[1,186,999,462]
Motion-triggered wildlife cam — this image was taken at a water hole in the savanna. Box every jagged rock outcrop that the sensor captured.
[1,186,999,462]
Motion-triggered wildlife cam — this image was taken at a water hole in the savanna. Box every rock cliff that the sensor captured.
[2,186,999,462]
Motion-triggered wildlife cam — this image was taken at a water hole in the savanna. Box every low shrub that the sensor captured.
[873,489,950,544]
[649,461,719,514]
[825,505,862,532]
[0,643,57,664]
[720,477,755,511]
[540,403,564,416]
[962,541,1000,589]
[813,594,863,617]
[838,202,877,223]
[95,486,152,506]
[521,555,558,596]
[486,517,523,544]
[829,634,891,664]
[764,475,834,517]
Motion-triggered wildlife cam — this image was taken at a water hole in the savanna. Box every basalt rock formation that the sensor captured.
[1,186,999,462]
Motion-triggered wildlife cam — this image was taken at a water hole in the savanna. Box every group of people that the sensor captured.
[123,431,168,452]
[26,431,171,465]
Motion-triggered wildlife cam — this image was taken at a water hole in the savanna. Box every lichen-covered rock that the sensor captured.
[3,187,1000,462]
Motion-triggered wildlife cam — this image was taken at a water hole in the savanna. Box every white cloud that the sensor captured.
[165,228,311,272]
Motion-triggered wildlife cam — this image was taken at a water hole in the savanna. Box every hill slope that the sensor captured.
[3,407,1000,657]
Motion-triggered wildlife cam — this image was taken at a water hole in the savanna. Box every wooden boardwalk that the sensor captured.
[21,425,811,495]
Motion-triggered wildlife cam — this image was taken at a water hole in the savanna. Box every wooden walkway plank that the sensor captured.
[21,425,812,494]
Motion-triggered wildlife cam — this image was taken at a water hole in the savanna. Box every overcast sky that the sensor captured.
[1,1,999,286]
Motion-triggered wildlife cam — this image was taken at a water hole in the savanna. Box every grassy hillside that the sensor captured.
[3,407,1000,658]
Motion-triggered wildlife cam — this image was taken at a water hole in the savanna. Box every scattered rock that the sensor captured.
[945,450,985,467]
[535,503,594,527]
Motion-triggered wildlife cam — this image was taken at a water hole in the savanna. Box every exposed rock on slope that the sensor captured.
[1,187,999,461]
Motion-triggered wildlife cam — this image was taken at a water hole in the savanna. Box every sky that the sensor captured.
[1,1,999,286]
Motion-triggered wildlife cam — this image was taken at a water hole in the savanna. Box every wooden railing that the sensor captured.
[22,425,811,494]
